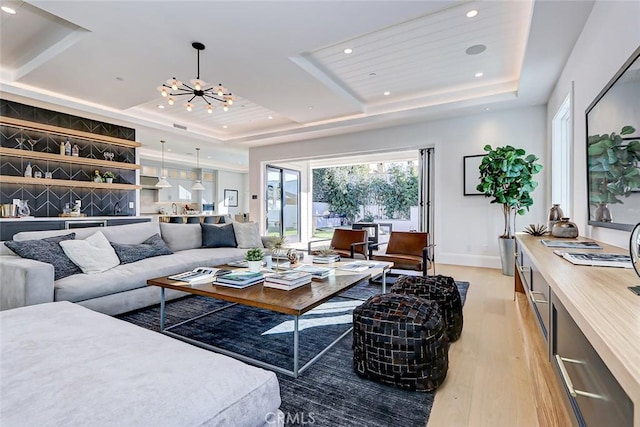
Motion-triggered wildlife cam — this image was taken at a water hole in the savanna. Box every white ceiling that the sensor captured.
[0,0,594,170]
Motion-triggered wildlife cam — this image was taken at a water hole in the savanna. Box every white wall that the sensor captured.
[547,0,640,248]
[217,170,248,216]
[250,105,548,268]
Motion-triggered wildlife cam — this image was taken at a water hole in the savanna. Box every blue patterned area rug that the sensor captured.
[118,280,469,427]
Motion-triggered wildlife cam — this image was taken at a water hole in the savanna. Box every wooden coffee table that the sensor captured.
[147,261,392,377]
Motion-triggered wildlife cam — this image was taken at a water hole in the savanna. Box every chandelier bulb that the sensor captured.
[186,103,193,112]
[171,83,178,90]
[227,99,233,105]
[167,97,174,106]
[206,105,213,114]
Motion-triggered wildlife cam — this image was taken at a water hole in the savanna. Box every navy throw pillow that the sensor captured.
[5,233,81,280]
[110,234,173,264]
[201,223,237,248]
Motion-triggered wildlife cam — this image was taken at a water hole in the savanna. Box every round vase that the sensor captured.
[548,204,564,231]
[594,203,612,222]
[247,260,262,273]
[551,217,579,238]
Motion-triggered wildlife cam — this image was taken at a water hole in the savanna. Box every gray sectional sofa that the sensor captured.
[0,221,262,315]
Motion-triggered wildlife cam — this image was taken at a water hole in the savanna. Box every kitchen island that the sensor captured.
[156,214,225,224]
[0,216,152,241]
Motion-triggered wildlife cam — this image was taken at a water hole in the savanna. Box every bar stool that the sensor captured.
[168,217,183,224]
[203,216,218,224]
[186,217,201,224]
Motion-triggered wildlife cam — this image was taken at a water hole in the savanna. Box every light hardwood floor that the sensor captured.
[426,264,563,427]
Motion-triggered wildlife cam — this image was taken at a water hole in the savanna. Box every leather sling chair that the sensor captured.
[308,228,369,259]
[369,231,435,276]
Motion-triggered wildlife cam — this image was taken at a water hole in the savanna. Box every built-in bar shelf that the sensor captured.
[0,117,142,148]
[0,147,140,170]
[0,175,142,190]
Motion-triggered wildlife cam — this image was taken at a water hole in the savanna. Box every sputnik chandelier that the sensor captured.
[158,42,233,113]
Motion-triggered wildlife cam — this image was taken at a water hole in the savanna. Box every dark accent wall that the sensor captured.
[0,99,137,217]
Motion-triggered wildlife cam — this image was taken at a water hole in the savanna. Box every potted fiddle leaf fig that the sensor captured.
[476,145,542,276]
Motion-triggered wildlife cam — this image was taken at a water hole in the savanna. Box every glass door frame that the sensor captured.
[265,165,301,243]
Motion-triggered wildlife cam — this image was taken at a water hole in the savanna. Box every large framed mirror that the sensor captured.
[586,46,640,232]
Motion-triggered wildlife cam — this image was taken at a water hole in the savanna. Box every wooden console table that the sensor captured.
[515,234,638,426]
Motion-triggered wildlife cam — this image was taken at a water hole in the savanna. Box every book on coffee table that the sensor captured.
[169,267,231,285]
[215,271,264,288]
[226,260,249,268]
[340,261,388,272]
[294,264,335,279]
[264,271,312,290]
[312,255,340,264]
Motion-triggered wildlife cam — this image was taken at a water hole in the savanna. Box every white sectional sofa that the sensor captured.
[1,301,282,426]
[0,221,264,315]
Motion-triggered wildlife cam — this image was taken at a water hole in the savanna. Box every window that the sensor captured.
[551,91,572,217]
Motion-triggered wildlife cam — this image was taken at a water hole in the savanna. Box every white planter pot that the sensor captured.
[247,260,262,273]
[106,178,113,184]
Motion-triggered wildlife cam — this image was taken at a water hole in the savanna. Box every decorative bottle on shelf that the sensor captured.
[59,140,65,155]
[551,217,579,238]
[64,138,71,156]
[548,204,564,232]
[72,144,79,157]
[24,162,32,178]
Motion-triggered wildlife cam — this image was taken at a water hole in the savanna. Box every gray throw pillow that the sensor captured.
[201,223,237,248]
[110,234,173,264]
[4,233,81,280]
[232,222,264,249]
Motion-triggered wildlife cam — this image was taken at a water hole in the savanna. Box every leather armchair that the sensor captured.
[308,229,369,259]
[369,231,434,276]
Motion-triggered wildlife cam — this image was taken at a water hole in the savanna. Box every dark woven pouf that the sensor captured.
[352,293,448,392]
[391,274,463,342]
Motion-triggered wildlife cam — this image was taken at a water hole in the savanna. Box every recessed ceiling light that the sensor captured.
[167,148,172,152]
[1,6,16,14]
[344,48,353,54]
[475,72,484,78]
[207,156,211,159]
[308,106,313,110]
[383,91,390,96]
[267,116,273,120]
[466,44,487,55]
[223,125,228,129]
[157,104,165,109]
[484,107,490,111]
[466,10,478,18]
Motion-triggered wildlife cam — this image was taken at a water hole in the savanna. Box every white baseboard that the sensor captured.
[436,252,501,269]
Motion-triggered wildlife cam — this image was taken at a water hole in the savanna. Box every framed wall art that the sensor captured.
[463,155,486,196]
[224,189,238,207]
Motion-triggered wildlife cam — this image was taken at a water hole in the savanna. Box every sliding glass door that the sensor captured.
[266,166,300,242]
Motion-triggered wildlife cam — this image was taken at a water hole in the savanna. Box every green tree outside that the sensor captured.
[313,162,418,223]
